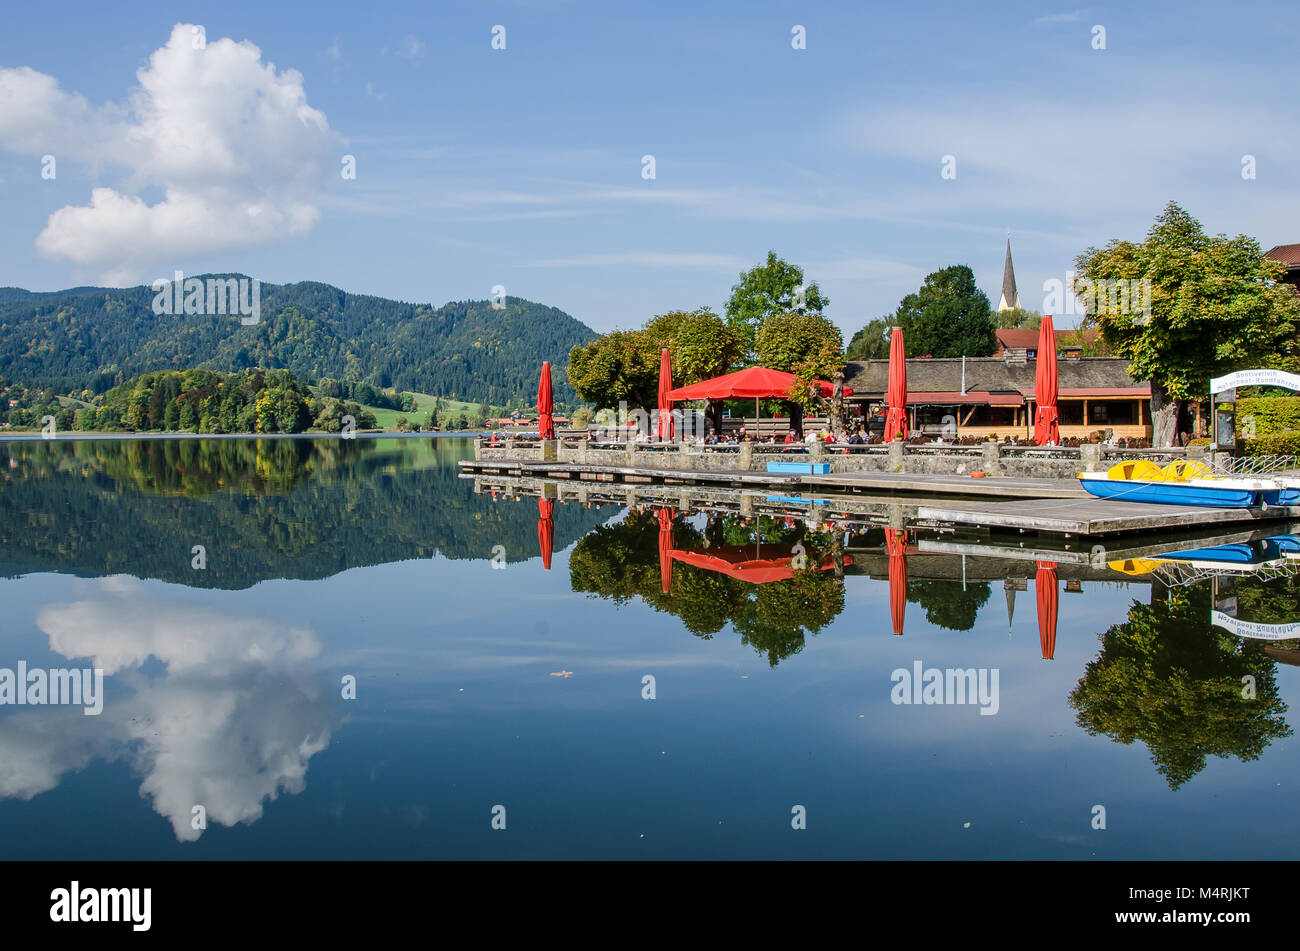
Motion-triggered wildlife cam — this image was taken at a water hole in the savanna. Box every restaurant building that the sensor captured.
[842,355,1152,440]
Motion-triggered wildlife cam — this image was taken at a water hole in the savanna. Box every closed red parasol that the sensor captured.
[657,507,674,593]
[657,349,674,440]
[885,528,908,634]
[885,328,908,442]
[1033,316,1059,445]
[537,497,554,570]
[1036,560,1058,659]
[537,362,555,440]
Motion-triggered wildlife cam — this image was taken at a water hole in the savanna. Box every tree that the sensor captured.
[642,308,742,387]
[845,318,892,360]
[1075,202,1300,446]
[1068,587,1292,789]
[725,252,829,361]
[995,307,1042,329]
[755,312,843,376]
[889,265,996,358]
[567,330,659,411]
[567,308,742,412]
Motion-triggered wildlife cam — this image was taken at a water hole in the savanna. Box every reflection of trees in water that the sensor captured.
[0,438,607,587]
[568,509,845,666]
[905,578,991,632]
[1068,584,1292,790]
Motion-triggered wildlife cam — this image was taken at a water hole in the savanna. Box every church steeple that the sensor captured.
[998,235,1020,312]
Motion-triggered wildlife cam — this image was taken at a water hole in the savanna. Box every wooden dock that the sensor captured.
[917,497,1300,536]
[460,456,1300,538]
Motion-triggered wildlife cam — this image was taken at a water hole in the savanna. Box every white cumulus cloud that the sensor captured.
[0,23,339,283]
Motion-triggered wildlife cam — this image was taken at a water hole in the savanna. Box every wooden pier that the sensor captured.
[459,454,1299,538]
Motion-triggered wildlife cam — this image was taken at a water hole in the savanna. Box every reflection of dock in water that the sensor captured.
[460,457,1300,538]
[465,470,1298,586]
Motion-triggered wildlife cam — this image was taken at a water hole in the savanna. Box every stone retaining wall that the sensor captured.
[473,438,1206,479]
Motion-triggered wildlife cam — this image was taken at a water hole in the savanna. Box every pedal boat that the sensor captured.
[1079,460,1300,508]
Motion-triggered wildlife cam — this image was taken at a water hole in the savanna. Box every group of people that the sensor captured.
[700,424,873,446]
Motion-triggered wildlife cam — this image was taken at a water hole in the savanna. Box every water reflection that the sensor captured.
[4,437,1300,854]
[0,578,339,840]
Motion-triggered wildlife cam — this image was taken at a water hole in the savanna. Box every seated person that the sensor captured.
[784,429,800,444]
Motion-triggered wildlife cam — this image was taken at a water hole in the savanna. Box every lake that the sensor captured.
[1,435,1297,859]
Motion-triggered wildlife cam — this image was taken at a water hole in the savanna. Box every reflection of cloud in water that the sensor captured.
[0,585,339,842]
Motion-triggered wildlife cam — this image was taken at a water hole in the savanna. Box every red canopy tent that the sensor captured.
[669,543,851,584]
[1033,317,1059,446]
[1036,560,1058,659]
[885,328,908,442]
[666,366,852,432]
[537,497,554,570]
[537,362,555,440]
[657,348,674,440]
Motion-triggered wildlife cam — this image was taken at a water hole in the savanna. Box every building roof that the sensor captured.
[995,328,1040,351]
[999,238,1020,310]
[1266,244,1300,268]
[842,356,1148,400]
[993,326,1099,354]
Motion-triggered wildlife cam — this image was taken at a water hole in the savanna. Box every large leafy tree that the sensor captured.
[1075,202,1300,446]
[995,307,1042,329]
[642,307,743,386]
[567,308,742,411]
[725,252,829,362]
[754,311,843,376]
[1068,587,1291,790]
[891,265,997,358]
[845,318,892,360]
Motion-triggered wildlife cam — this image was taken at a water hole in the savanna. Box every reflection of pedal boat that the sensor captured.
[1079,459,1300,508]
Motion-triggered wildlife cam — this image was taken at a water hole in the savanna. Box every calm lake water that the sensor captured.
[1,435,1298,859]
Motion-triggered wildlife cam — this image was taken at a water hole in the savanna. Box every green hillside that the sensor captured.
[0,277,594,406]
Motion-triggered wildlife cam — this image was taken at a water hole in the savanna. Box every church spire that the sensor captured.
[998,235,1020,312]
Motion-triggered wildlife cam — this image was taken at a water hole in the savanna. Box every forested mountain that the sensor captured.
[0,277,594,405]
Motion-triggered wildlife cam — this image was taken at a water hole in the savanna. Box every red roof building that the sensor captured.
[1266,244,1300,288]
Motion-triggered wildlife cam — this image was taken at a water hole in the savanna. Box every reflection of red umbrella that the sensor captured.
[1033,316,1059,445]
[885,528,908,634]
[885,329,908,442]
[670,544,851,584]
[537,362,555,440]
[657,507,674,593]
[1036,560,1058,659]
[538,497,555,570]
[657,349,674,440]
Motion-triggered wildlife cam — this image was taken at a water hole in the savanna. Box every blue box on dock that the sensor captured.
[766,461,830,475]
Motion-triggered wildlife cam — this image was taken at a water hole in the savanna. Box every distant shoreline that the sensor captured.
[0,431,488,443]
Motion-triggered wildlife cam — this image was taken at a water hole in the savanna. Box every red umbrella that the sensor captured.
[885,528,908,635]
[665,365,851,401]
[1035,560,1058,659]
[669,545,851,584]
[537,362,555,440]
[884,328,908,442]
[657,349,674,440]
[537,497,554,570]
[657,507,674,593]
[1033,316,1059,445]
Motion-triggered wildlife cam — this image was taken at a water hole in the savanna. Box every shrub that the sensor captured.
[1243,432,1300,456]
[1237,397,1300,439]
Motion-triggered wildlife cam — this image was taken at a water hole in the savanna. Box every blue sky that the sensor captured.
[1,0,1296,338]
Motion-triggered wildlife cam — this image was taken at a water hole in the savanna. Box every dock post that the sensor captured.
[678,489,692,513]
[739,441,754,470]
[982,441,1000,476]
[888,440,904,471]
[739,494,754,516]
[541,438,558,462]
[1080,443,1101,472]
